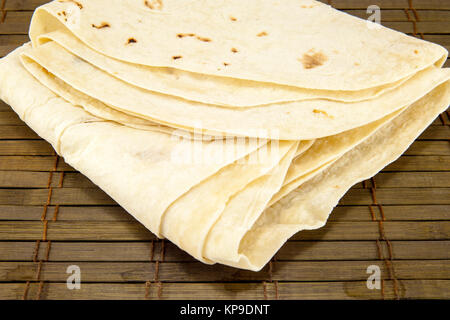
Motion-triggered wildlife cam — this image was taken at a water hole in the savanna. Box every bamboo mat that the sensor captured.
[0,0,449,300]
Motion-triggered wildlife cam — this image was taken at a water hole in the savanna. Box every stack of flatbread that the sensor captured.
[1,0,449,271]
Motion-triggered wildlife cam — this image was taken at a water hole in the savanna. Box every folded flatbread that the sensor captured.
[0,0,449,271]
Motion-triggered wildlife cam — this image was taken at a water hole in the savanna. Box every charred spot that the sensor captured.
[299,50,328,69]
[223,62,230,66]
[177,33,195,38]
[92,22,111,29]
[257,31,268,37]
[127,38,138,44]
[144,0,163,10]
[231,47,238,53]
[176,33,211,42]
[197,36,212,42]
[172,55,182,60]
[58,0,83,9]
[73,1,83,9]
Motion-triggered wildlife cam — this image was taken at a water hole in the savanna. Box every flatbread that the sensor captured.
[162,140,298,262]
[269,106,407,205]
[234,81,450,270]
[20,41,450,140]
[0,47,266,237]
[36,29,413,107]
[0,0,448,272]
[30,0,447,90]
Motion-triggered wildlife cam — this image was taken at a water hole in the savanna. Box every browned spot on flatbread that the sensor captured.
[176,33,212,42]
[172,55,182,60]
[313,109,334,119]
[127,38,137,44]
[300,50,328,69]
[197,36,212,42]
[61,11,67,16]
[414,50,419,54]
[92,22,110,29]
[230,16,237,21]
[223,62,230,66]
[231,47,238,53]
[144,0,163,10]
[58,0,83,9]
[257,31,268,37]
[177,33,195,38]
[72,0,83,9]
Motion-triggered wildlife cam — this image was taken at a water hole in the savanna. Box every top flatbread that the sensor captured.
[30,0,447,90]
